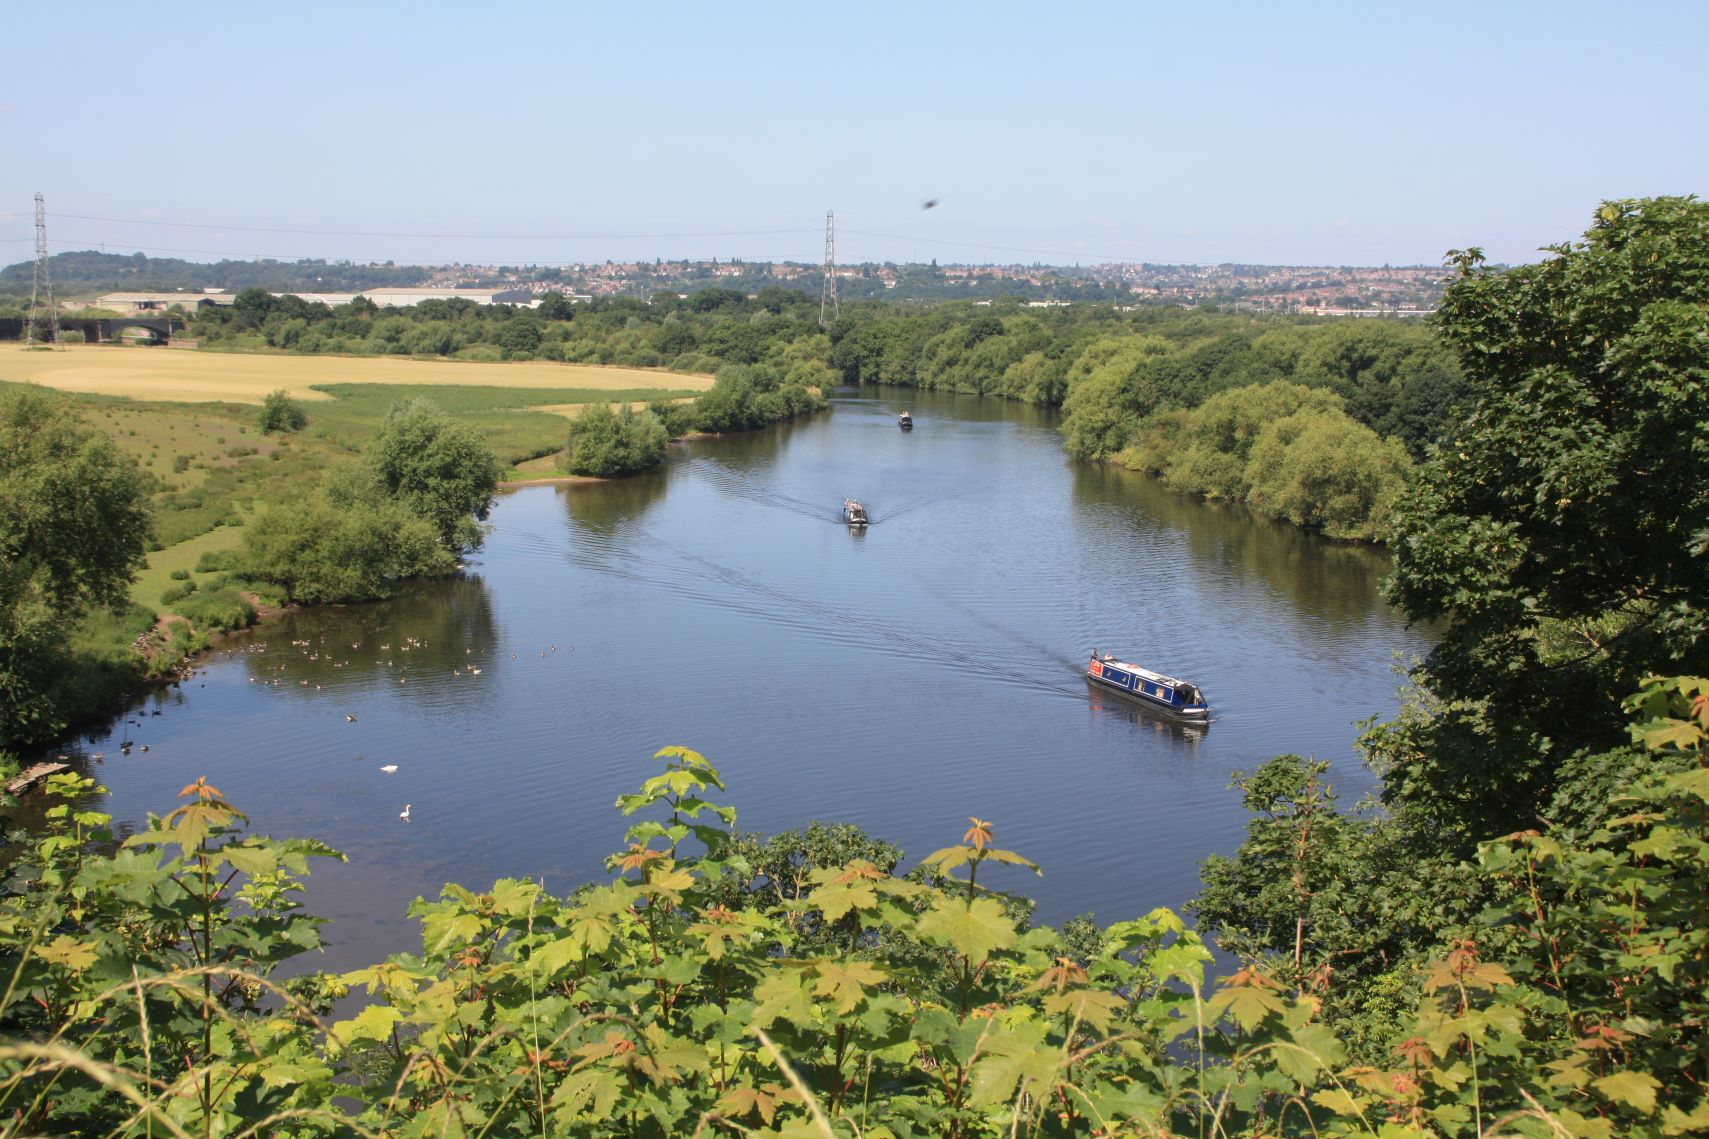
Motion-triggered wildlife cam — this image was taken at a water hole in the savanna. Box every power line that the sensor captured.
[48,211,820,242]
[29,236,806,268]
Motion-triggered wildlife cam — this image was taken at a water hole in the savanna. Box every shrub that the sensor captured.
[168,569,190,581]
[562,403,667,477]
[194,549,238,573]
[257,389,306,434]
[646,397,698,439]
[237,496,454,604]
[175,586,255,631]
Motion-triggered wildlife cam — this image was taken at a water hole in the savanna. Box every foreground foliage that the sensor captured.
[2,678,1705,1137]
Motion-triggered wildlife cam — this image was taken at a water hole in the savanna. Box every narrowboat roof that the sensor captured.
[1094,654,1193,689]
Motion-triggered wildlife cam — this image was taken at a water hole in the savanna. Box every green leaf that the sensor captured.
[220,842,281,876]
[1594,1070,1661,1114]
[968,1020,1058,1107]
[808,878,876,922]
[753,968,817,1029]
[331,1003,401,1052]
[812,959,886,1013]
[34,935,97,972]
[916,896,1017,965]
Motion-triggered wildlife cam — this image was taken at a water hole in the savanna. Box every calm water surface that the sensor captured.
[57,389,1431,970]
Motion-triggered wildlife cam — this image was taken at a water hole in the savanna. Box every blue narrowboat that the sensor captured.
[1086,649,1209,721]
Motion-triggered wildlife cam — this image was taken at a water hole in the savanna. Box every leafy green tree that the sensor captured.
[1059,336,1173,457]
[495,314,543,358]
[1244,407,1412,540]
[1381,196,1709,843]
[230,285,277,328]
[0,387,151,743]
[256,388,307,433]
[563,403,668,477]
[365,397,500,552]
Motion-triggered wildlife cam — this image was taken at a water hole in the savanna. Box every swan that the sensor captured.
[380,764,398,773]
[399,804,412,820]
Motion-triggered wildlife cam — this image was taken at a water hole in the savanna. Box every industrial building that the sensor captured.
[94,286,536,315]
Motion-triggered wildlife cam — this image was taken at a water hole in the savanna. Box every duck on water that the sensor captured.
[1086,649,1209,722]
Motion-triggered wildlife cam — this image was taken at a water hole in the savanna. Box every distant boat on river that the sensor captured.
[899,410,913,430]
[1086,649,1208,721]
[843,499,869,527]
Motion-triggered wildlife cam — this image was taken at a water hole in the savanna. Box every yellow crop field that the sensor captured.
[2,346,714,404]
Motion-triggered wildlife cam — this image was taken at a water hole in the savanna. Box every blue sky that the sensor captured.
[3,0,1704,269]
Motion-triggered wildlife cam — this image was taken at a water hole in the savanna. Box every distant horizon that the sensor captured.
[6,244,1476,278]
[4,1,1703,269]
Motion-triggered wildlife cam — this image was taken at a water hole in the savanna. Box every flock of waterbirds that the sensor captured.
[65,633,571,825]
[236,634,571,823]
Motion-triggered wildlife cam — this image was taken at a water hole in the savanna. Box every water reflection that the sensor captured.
[1084,683,1210,744]
[557,466,671,536]
[238,574,502,703]
[1069,462,1396,632]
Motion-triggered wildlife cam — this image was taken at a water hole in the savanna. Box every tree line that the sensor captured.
[186,282,1466,537]
[0,250,432,295]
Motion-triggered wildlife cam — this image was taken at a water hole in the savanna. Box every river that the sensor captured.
[56,388,1432,972]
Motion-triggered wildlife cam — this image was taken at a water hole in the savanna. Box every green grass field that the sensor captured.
[3,347,712,656]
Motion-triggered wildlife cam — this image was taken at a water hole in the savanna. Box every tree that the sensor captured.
[563,403,668,477]
[0,387,151,743]
[231,285,276,328]
[536,291,575,321]
[239,491,452,604]
[257,388,307,433]
[1380,197,1709,841]
[366,398,500,552]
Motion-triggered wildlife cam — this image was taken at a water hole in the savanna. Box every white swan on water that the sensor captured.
[399,804,411,820]
[380,765,398,773]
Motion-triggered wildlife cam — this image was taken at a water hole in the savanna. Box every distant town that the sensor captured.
[2,249,1453,316]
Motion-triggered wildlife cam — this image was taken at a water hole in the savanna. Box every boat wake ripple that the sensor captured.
[562,529,1083,701]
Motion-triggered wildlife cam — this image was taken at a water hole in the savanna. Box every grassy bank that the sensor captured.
[1,348,712,738]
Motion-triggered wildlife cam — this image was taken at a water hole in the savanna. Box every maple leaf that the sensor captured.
[617,844,664,874]
[34,935,96,973]
[916,896,1018,965]
[812,959,887,1013]
[753,968,818,1028]
[809,877,877,922]
[717,1083,785,1125]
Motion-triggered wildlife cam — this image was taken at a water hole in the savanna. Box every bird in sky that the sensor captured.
[922,198,940,210]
